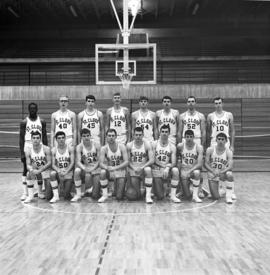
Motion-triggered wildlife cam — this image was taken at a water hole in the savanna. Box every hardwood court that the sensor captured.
[1,171,270,275]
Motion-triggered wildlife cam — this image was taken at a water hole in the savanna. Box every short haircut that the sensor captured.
[31,130,41,138]
[106,128,117,136]
[85,95,96,101]
[187,96,196,102]
[59,95,69,100]
[162,96,172,102]
[55,131,66,139]
[81,128,91,136]
[134,126,144,133]
[113,92,121,97]
[28,102,38,111]
[213,97,223,103]
[184,130,194,137]
[160,124,170,133]
[216,132,227,141]
[139,96,148,102]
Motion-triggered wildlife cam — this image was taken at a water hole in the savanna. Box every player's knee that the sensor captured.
[100,169,107,179]
[226,171,233,181]
[74,168,81,179]
[193,170,200,179]
[143,166,151,176]
[171,167,179,178]
[50,170,57,180]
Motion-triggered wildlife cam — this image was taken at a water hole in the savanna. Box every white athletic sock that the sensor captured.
[74,180,82,197]
[192,179,202,203]
[51,180,59,199]
[226,181,234,204]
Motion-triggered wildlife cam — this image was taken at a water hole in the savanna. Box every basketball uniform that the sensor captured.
[81,143,100,175]
[110,107,127,144]
[105,144,126,178]
[30,145,50,179]
[24,116,42,152]
[135,110,154,141]
[158,110,177,145]
[81,109,101,145]
[180,143,199,178]
[129,141,148,177]
[152,141,173,178]
[54,110,73,146]
[210,111,230,148]
[182,111,202,145]
[55,145,73,179]
[208,146,229,180]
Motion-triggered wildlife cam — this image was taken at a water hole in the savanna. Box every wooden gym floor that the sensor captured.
[1,164,270,275]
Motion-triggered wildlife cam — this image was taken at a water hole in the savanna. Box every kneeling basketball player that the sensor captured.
[99,129,129,203]
[126,126,154,203]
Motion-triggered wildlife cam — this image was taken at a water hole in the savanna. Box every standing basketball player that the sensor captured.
[51,95,76,147]
[127,126,154,203]
[73,128,101,202]
[131,96,157,142]
[19,102,48,201]
[207,97,235,152]
[106,92,130,144]
[152,124,180,203]
[156,96,180,146]
[24,131,51,203]
[177,130,203,203]
[50,131,75,203]
[179,96,206,147]
[204,133,235,204]
[99,129,129,203]
[77,95,104,146]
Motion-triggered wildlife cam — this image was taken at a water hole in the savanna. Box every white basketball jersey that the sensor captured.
[211,111,230,139]
[110,107,127,137]
[30,145,47,169]
[25,116,42,142]
[55,146,71,170]
[135,111,154,140]
[106,144,123,167]
[154,141,172,166]
[182,111,201,138]
[210,147,229,171]
[130,141,148,167]
[158,110,177,137]
[181,143,198,169]
[81,109,100,140]
[81,143,98,167]
[54,110,73,137]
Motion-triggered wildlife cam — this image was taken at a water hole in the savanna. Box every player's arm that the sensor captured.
[175,110,180,143]
[76,144,86,171]
[25,149,33,172]
[77,112,83,143]
[229,113,235,152]
[220,149,233,174]
[178,114,184,143]
[200,113,206,149]
[126,142,135,170]
[36,146,51,174]
[99,146,108,170]
[111,144,129,171]
[155,110,161,138]
[41,119,48,146]
[124,107,131,142]
[170,145,177,168]
[71,111,77,146]
[176,143,183,170]
[152,112,158,140]
[142,142,154,168]
[204,147,215,174]
[98,111,105,146]
[206,114,212,148]
[19,120,26,160]
[65,146,75,174]
[131,112,137,139]
[50,113,56,147]
[51,148,59,172]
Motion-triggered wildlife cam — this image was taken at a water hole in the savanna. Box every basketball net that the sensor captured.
[119,71,133,90]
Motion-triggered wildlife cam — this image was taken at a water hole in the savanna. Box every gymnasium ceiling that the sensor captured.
[0,0,269,29]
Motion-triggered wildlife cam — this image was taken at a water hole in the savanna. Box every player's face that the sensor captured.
[107,132,116,144]
[139,100,148,108]
[82,133,91,142]
[113,95,121,105]
[187,98,196,110]
[31,134,41,146]
[86,99,95,108]
[134,131,143,142]
[160,128,169,140]
[56,135,66,146]
[28,105,38,118]
[216,136,226,146]
[59,97,69,109]
[162,99,171,109]
[214,99,223,111]
[185,134,194,144]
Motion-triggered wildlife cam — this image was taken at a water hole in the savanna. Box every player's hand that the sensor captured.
[107,166,114,172]
[230,146,234,153]
[134,167,142,174]
[85,167,93,174]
